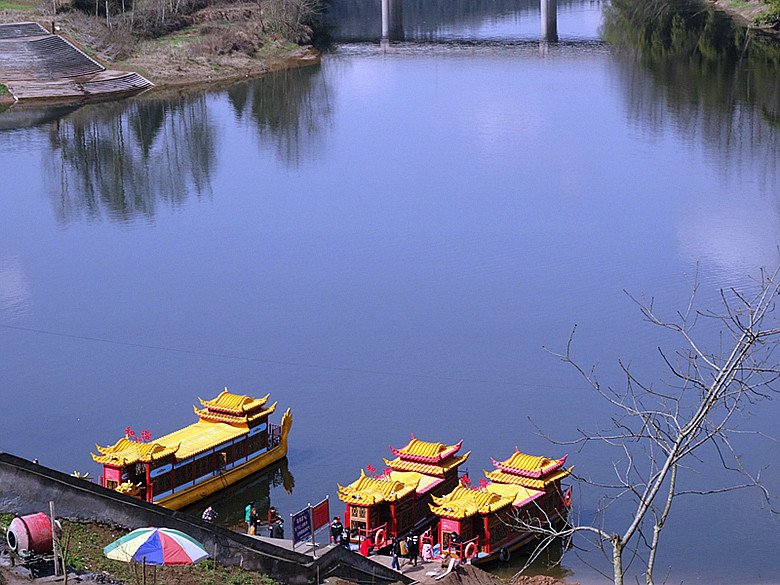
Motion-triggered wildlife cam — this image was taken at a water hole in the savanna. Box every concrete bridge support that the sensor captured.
[541,0,558,42]
[381,0,404,42]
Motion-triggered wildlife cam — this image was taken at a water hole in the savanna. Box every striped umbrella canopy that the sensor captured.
[104,527,209,565]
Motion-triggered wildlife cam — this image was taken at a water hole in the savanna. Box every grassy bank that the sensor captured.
[1,515,280,585]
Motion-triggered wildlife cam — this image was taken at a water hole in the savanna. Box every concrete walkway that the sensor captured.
[250,534,452,584]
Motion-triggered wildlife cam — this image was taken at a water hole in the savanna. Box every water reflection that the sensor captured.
[322,0,578,42]
[604,0,780,154]
[228,65,332,167]
[13,64,331,223]
[180,459,295,531]
[43,96,217,224]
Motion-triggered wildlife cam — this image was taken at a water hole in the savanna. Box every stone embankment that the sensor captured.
[0,22,152,103]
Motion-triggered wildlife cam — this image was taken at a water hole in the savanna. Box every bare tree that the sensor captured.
[513,269,780,585]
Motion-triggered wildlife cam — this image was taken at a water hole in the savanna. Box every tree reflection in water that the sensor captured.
[603,0,780,166]
[227,64,331,168]
[45,96,216,224]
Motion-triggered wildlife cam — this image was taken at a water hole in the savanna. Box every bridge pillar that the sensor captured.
[381,0,404,42]
[540,0,558,42]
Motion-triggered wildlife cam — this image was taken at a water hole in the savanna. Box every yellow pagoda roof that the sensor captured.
[198,389,269,414]
[485,466,572,489]
[385,452,470,477]
[92,390,276,467]
[483,482,545,507]
[429,486,512,519]
[390,435,463,463]
[338,470,418,506]
[492,451,567,478]
[194,402,277,425]
[387,470,445,494]
[155,420,248,460]
[91,439,179,466]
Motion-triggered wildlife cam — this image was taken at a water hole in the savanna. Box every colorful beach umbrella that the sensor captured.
[104,527,209,565]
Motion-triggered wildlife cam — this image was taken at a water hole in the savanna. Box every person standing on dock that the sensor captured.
[202,506,217,523]
[360,534,374,556]
[407,533,419,566]
[245,501,255,534]
[268,506,279,534]
[391,537,401,570]
[330,516,343,544]
[270,517,284,538]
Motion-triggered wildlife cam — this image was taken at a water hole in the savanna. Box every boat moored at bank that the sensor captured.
[338,435,470,545]
[429,449,572,565]
[92,389,292,510]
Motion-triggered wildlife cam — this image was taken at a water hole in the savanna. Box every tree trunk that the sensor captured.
[612,535,623,585]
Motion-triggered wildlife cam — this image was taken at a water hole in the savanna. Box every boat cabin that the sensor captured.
[338,435,469,542]
[92,389,284,505]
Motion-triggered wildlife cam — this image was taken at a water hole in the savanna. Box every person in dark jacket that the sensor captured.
[330,516,343,544]
[407,534,419,566]
[391,537,401,570]
[271,517,284,538]
[340,527,352,548]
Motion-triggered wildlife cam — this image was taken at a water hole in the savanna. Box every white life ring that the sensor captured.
[464,542,477,560]
[374,528,387,548]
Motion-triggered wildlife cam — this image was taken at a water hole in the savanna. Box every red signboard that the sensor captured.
[104,467,121,482]
[441,517,460,535]
[312,498,330,531]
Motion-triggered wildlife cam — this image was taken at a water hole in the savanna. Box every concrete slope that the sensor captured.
[0,22,152,102]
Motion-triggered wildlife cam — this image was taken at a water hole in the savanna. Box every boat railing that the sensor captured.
[420,527,434,549]
[445,535,479,563]
[355,522,388,545]
[268,423,282,449]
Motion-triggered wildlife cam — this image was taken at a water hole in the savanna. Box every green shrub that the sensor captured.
[755,0,780,26]
[0,514,14,532]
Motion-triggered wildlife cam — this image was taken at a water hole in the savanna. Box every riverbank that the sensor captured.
[0,0,320,100]
[706,0,777,28]
[1,0,777,103]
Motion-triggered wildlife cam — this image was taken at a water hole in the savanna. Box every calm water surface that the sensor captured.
[1,1,780,582]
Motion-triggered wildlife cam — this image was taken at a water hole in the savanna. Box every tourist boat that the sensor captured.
[92,389,292,510]
[338,435,469,545]
[428,449,572,565]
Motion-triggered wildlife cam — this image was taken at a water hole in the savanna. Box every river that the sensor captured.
[1,0,780,582]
